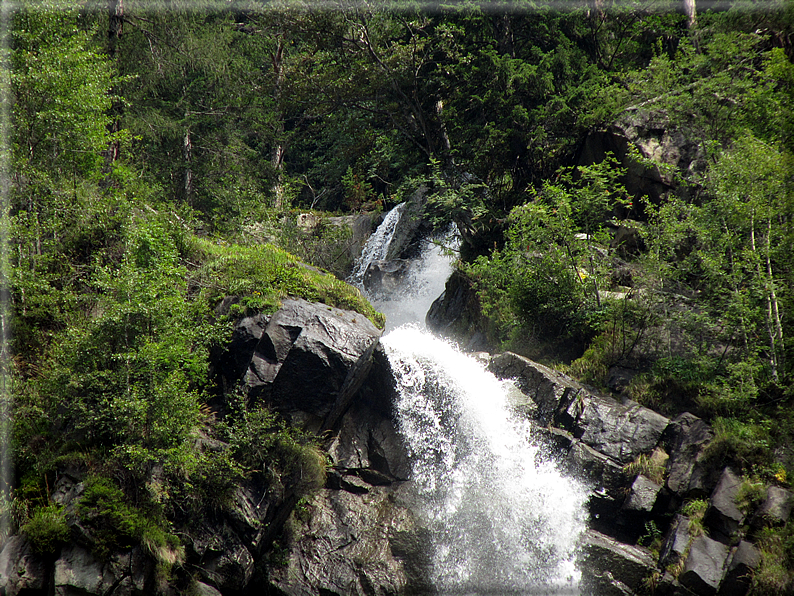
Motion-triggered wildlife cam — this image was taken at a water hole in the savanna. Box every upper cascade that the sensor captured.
[349,202,407,286]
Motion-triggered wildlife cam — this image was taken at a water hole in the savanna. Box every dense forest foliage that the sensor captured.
[3,0,794,592]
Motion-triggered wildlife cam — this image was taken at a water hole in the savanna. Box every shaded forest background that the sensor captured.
[5,0,794,592]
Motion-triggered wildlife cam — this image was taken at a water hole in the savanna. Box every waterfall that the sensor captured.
[360,208,587,595]
[349,202,407,286]
[384,328,586,594]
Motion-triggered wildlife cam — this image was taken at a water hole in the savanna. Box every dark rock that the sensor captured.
[327,402,410,482]
[659,514,692,568]
[607,366,638,394]
[0,536,48,596]
[568,440,627,500]
[192,521,254,593]
[268,485,427,596]
[663,413,715,499]
[579,109,707,207]
[623,474,663,513]
[581,529,658,593]
[704,468,744,545]
[719,541,760,596]
[239,299,381,432]
[362,259,411,295]
[575,399,669,465]
[193,582,223,596]
[53,544,137,596]
[426,269,489,351]
[750,485,792,531]
[217,312,269,388]
[488,352,583,426]
[679,536,729,595]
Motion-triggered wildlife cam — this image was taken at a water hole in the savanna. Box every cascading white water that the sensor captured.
[384,328,587,594]
[370,230,458,333]
[349,202,408,286]
[358,206,588,595]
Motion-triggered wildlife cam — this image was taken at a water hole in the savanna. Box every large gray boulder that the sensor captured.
[575,399,669,465]
[679,536,729,595]
[362,259,411,296]
[0,536,48,596]
[663,413,715,499]
[719,541,760,596]
[229,299,381,431]
[488,351,584,426]
[267,484,430,596]
[704,468,745,545]
[580,529,658,594]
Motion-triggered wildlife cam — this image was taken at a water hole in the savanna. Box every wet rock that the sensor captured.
[750,485,792,531]
[679,536,729,595]
[704,468,744,545]
[659,514,692,568]
[0,536,48,596]
[327,401,410,481]
[623,474,662,513]
[663,413,715,499]
[426,269,489,351]
[237,299,381,431]
[362,259,411,296]
[719,540,760,596]
[488,351,583,426]
[575,399,669,465]
[581,529,658,593]
[568,440,627,500]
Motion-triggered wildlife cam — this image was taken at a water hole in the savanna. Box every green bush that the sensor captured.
[21,504,71,554]
[77,476,182,566]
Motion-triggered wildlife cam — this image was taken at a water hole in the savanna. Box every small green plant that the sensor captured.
[638,520,663,549]
[77,476,182,568]
[682,498,709,537]
[754,525,794,595]
[624,447,669,485]
[21,504,71,554]
[736,477,766,515]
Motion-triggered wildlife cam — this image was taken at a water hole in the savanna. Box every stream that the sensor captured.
[352,205,588,595]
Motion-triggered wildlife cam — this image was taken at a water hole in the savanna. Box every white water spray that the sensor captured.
[349,202,407,286]
[359,207,588,594]
[384,328,587,595]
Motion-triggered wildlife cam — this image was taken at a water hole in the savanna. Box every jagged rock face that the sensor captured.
[267,484,430,596]
[0,537,48,596]
[362,259,411,296]
[579,109,708,206]
[425,269,490,352]
[219,298,382,432]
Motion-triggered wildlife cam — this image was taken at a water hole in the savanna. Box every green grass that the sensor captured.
[190,237,384,328]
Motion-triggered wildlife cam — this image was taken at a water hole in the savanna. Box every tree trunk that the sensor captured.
[103,0,123,173]
[271,32,286,210]
[183,128,193,205]
[683,0,697,29]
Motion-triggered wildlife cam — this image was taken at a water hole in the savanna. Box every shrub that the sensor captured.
[21,504,71,554]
